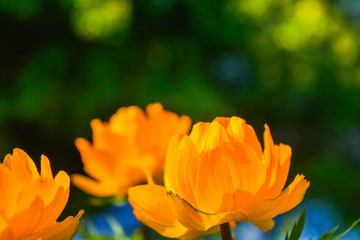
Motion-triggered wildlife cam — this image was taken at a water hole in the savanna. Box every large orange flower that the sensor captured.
[0,148,83,240]
[72,103,192,198]
[128,117,310,239]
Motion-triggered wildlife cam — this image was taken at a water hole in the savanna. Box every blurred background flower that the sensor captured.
[1,0,360,238]
[71,103,191,198]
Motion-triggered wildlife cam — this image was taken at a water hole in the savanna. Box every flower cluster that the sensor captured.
[2,103,311,240]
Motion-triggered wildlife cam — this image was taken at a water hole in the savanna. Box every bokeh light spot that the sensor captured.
[332,32,358,66]
[236,0,272,19]
[72,0,132,41]
[272,0,338,51]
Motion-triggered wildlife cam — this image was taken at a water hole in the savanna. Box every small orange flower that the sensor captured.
[0,148,83,240]
[72,103,192,198]
[128,117,310,239]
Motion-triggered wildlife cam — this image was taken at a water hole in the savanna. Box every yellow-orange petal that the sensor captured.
[71,174,118,197]
[215,117,263,159]
[194,142,266,213]
[189,121,230,153]
[16,177,56,217]
[108,106,146,140]
[6,149,40,180]
[128,184,212,239]
[249,219,275,233]
[0,215,10,237]
[90,119,136,161]
[0,228,13,240]
[24,210,84,240]
[75,138,115,182]
[40,155,53,179]
[164,135,199,208]
[141,103,192,161]
[128,184,189,237]
[54,171,70,194]
[32,186,68,233]
[3,149,40,187]
[9,196,43,239]
[260,125,291,199]
[168,191,247,232]
[0,164,21,218]
[241,174,310,221]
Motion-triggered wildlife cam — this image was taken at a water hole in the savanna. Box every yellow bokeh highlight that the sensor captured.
[273,0,339,51]
[273,23,305,50]
[236,0,272,19]
[332,32,358,66]
[72,0,132,41]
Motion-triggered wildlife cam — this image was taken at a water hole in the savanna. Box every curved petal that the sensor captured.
[40,155,53,179]
[143,103,192,159]
[0,228,13,240]
[71,174,118,197]
[168,191,247,232]
[145,102,164,115]
[75,138,115,182]
[9,196,43,239]
[54,171,70,193]
[0,215,12,238]
[260,125,291,199]
[24,210,84,240]
[16,177,57,216]
[33,186,69,233]
[3,149,40,187]
[108,106,146,140]
[91,119,137,162]
[0,164,22,218]
[164,135,199,208]
[128,184,209,239]
[215,117,263,159]
[189,121,229,153]
[241,174,310,221]
[249,219,275,233]
[194,142,266,213]
[8,149,40,179]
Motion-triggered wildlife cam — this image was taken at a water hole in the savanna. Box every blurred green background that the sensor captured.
[1,0,360,229]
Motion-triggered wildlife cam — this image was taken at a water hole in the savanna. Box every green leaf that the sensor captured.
[317,218,360,240]
[332,218,360,240]
[285,207,306,240]
[318,225,339,240]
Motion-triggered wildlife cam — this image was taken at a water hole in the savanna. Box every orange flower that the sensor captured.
[72,103,192,198]
[128,117,310,239]
[0,148,84,240]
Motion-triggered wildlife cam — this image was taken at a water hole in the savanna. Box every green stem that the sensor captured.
[220,222,233,240]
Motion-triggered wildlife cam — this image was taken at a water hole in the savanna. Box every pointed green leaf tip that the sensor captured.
[318,218,360,240]
[318,225,340,240]
[285,207,306,240]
